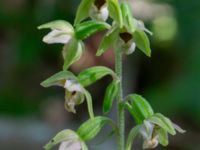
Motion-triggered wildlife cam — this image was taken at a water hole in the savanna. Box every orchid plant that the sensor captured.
[38,0,185,150]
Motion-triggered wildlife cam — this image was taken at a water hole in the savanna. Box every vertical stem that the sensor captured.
[115,46,125,150]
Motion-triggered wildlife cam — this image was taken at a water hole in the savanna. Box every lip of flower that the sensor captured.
[143,135,159,149]
[89,0,109,21]
[58,141,82,150]
[119,32,136,55]
[44,129,87,150]
[139,121,159,149]
[64,80,85,113]
[94,0,106,10]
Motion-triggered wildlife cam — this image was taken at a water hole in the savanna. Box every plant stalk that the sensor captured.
[115,46,125,150]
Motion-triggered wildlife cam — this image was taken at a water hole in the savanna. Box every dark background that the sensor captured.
[0,0,200,149]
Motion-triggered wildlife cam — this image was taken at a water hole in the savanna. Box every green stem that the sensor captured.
[115,46,125,150]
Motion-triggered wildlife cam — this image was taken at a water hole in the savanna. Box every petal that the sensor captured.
[143,136,159,149]
[59,141,82,150]
[125,42,136,55]
[137,20,153,35]
[99,6,109,21]
[64,90,85,113]
[43,29,72,44]
[38,20,74,33]
[172,123,186,134]
[64,80,83,93]
[89,5,109,21]
[140,120,154,140]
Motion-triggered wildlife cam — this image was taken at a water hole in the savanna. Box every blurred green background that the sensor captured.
[0,0,200,149]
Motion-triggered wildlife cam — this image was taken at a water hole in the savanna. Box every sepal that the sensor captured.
[103,80,119,114]
[77,116,116,141]
[74,0,94,25]
[78,66,117,87]
[75,20,110,40]
[62,39,83,70]
[124,94,154,124]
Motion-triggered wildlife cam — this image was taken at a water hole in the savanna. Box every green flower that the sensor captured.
[96,2,153,57]
[75,0,122,26]
[118,19,152,55]
[40,71,90,114]
[139,115,185,149]
[38,20,110,70]
[44,129,88,150]
[38,20,74,44]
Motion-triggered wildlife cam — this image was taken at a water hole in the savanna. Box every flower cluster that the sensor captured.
[38,0,185,150]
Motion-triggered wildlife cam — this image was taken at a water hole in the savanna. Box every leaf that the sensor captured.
[148,114,176,135]
[107,0,123,28]
[120,2,136,33]
[63,39,83,70]
[125,125,141,150]
[103,80,119,114]
[124,94,154,124]
[74,0,94,25]
[158,128,169,146]
[75,20,110,40]
[38,20,74,33]
[40,71,76,88]
[83,89,94,119]
[96,27,119,56]
[77,116,114,141]
[78,66,117,87]
[44,129,79,150]
[133,29,151,57]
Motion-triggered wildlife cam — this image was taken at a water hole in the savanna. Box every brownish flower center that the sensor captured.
[71,91,77,96]
[94,0,106,10]
[119,32,133,43]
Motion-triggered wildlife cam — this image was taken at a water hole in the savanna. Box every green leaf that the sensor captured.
[38,20,74,34]
[83,89,94,118]
[74,0,94,25]
[124,94,154,124]
[96,27,119,56]
[158,128,169,146]
[133,29,151,57]
[148,114,176,135]
[103,80,119,114]
[40,71,76,88]
[78,66,117,87]
[63,39,83,70]
[77,116,114,141]
[44,129,79,150]
[120,2,136,33]
[75,20,110,40]
[125,125,141,150]
[107,0,123,28]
